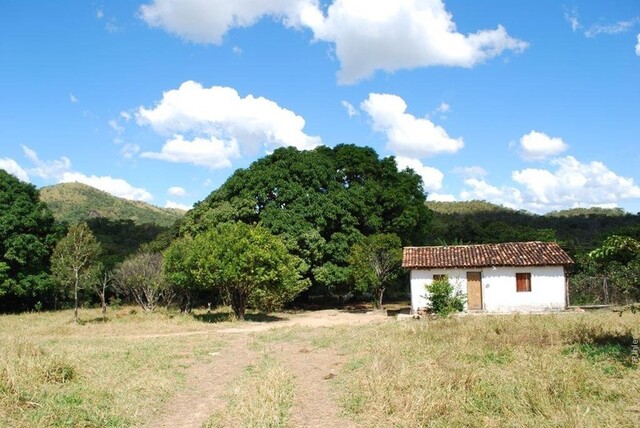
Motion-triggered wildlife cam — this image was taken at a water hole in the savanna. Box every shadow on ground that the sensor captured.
[193,312,288,324]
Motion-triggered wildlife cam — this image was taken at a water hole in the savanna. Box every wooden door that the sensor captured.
[467,272,482,310]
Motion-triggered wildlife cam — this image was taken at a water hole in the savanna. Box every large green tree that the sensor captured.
[0,170,60,311]
[182,145,431,296]
[171,222,308,320]
[51,223,101,322]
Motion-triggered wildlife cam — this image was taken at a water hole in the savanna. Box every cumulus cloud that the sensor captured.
[512,156,640,207]
[108,119,124,133]
[60,172,153,202]
[311,0,527,83]
[435,102,451,114]
[141,135,240,169]
[139,0,527,83]
[429,193,456,202]
[518,130,568,161]
[460,178,524,210]
[396,156,443,192]
[168,186,186,196]
[361,93,463,158]
[458,156,640,213]
[341,100,358,117]
[139,0,311,44]
[22,145,72,179]
[18,146,153,202]
[137,81,319,168]
[0,158,29,182]
[165,200,192,211]
[564,8,581,32]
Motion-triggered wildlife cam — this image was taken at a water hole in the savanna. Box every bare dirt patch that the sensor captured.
[143,310,388,427]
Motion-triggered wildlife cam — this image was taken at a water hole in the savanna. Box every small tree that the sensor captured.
[425,276,465,317]
[113,252,172,312]
[51,223,101,323]
[164,237,199,313]
[190,222,308,320]
[349,233,402,309]
[88,263,110,320]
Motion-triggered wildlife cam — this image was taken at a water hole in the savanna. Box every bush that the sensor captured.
[425,276,465,316]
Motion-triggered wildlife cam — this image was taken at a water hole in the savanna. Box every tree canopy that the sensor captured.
[0,170,60,311]
[168,222,307,319]
[182,145,431,295]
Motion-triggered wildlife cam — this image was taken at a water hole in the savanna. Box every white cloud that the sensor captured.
[0,158,29,182]
[69,93,78,103]
[341,100,358,117]
[60,172,153,202]
[512,156,640,208]
[460,178,523,210]
[361,93,463,157]
[452,165,487,177]
[435,102,451,114]
[636,33,640,55]
[168,186,186,196]
[120,111,132,121]
[120,143,140,159]
[165,200,192,211]
[307,0,528,83]
[22,145,72,179]
[584,17,639,38]
[139,0,311,44]
[396,156,443,192]
[518,130,568,161]
[457,156,640,213]
[97,9,104,19]
[139,0,527,84]
[429,193,456,202]
[564,8,581,32]
[141,135,240,169]
[232,46,243,56]
[108,119,124,133]
[137,81,319,167]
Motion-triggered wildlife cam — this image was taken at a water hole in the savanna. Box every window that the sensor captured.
[433,274,446,281]
[516,273,531,292]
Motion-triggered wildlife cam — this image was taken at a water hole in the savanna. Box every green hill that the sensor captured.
[40,182,184,227]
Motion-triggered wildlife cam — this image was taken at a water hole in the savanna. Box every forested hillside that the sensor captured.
[426,200,639,255]
[40,182,184,227]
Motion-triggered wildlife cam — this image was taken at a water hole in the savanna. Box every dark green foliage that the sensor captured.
[40,182,183,227]
[426,200,639,253]
[85,218,169,269]
[183,145,431,296]
[425,276,465,317]
[349,233,403,308]
[0,170,61,311]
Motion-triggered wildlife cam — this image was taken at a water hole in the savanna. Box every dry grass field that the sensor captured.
[1,306,638,427]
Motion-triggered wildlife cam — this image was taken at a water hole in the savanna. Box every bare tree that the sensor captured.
[113,252,172,312]
[51,223,101,323]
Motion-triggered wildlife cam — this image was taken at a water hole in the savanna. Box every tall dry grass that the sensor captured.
[328,312,639,427]
[0,306,227,427]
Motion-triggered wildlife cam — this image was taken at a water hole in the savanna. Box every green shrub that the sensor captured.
[425,276,465,316]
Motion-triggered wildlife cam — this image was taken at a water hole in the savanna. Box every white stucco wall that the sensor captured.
[410,265,567,313]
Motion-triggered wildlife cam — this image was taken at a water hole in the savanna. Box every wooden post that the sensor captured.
[603,277,609,305]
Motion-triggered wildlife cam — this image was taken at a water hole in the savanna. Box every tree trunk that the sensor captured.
[376,287,385,310]
[230,288,246,321]
[74,270,79,324]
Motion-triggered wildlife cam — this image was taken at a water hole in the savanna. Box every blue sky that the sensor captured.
[1,0,639,214]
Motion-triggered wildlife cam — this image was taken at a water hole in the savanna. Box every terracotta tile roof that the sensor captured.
[402,241,573,269]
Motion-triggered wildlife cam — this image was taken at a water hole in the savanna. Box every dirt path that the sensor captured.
[143,310,389,428]
[274,341,356,428]
[142,334,256,428]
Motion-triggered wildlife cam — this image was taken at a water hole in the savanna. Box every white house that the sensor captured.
[403,242,574,313]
